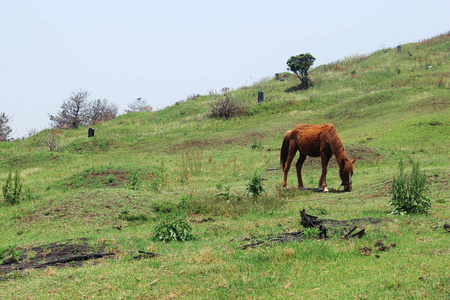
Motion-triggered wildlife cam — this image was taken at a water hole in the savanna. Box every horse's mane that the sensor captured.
[325,125,348,162]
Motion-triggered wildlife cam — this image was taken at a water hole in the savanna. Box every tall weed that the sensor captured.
[389,160,430,214]
[152,213,195,242]
[2,171,23,205]
[246,172,265,196]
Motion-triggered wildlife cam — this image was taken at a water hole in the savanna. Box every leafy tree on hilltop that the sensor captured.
[287,53,316,90]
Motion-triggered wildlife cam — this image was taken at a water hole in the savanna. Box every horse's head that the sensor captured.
[339,158,356,192]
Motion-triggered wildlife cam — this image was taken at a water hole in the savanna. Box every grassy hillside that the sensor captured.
[1,33,449,299]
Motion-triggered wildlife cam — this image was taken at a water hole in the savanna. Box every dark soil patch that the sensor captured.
[0,238,114,276]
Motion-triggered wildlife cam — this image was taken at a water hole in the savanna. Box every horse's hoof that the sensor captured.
[323,188,329,193]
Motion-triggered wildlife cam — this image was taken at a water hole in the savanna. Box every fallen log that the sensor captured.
[133,251,159,259]
[32,252,114,269]
[239,210,370,249]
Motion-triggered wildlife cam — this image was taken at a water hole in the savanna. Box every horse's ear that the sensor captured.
[351,158,356,164]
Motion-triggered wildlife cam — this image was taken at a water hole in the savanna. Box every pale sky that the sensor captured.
[1,0,449,138]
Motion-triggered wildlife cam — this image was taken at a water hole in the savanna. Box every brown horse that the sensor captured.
[280,124,355,192]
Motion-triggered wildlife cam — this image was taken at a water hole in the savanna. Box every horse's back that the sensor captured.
[290,124,334,157]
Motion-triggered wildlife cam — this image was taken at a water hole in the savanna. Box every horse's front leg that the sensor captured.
[319,154,331,192]
[295,153,307,189]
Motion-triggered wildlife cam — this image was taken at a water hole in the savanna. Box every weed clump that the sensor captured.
[246,172,265,196]
[389,160,430,214]
[152,213,195,242]
[2,171,22,205]
[250,138,262,150]
[0,245,23,263]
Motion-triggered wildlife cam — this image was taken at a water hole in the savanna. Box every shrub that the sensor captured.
[246,172,265,196]
[2,170,23,205]
[45,129,62,152]
[250,138,262,150]
[152,214,195,242]
[210,94,244,120]
[389,160,430,214]
[0,245,22,263]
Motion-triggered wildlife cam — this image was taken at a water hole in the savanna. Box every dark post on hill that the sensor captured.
[397,45,402,53]
[258,92,264,103]
[88,128,94,138]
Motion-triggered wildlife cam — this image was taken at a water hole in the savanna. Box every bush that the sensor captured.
[152,213,195,242]
[2,171,23,205]
[389,160,430,214]
[246,172,265,196]
[209,94,244,120]
[250,139,262,150]
[0,245,23,263]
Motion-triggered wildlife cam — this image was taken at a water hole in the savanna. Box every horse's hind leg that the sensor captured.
[282,146,297,187]
[295,153,307,189]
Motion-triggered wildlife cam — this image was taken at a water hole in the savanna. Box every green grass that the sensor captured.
[0,32,449,298]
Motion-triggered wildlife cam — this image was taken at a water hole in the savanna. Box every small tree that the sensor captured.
[49,89,90,129]
[125,98,153,113]
[45,128,61,152]
[246,172,265,196]
[287,53,316,89]
[0,112,12,141]
[49,90,118,129]
[86,99,118,126]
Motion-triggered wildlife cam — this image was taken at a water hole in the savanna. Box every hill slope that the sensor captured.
[0,33,449,298]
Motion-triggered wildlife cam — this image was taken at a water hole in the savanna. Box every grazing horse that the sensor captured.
[280,124,355,192]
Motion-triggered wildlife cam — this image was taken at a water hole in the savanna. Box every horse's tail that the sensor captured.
[280,130,291,169]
